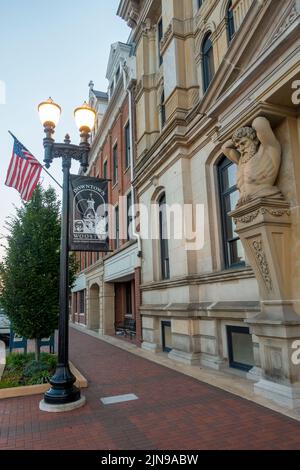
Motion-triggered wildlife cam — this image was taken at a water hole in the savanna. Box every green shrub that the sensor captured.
[23,360,49,378]
[0,353,57,389]
[6,353,35,372]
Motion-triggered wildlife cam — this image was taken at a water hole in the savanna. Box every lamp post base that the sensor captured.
[39,395,86,413]
[43,364,81,405]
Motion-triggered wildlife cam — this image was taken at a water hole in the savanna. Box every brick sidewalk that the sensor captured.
[0,328,300,450]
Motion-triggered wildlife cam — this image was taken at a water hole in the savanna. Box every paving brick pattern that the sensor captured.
[0,328,300,450]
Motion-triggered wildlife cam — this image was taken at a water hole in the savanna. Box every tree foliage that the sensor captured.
[0,185,77,349]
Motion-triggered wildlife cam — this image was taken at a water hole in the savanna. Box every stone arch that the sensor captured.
[195,21,217,54]
[220,0,232,22]
[205,146,226,271]
[150,186,167,281]
[88,282,100,331]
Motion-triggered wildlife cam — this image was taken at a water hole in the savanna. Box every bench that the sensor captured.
[115,318,136,339]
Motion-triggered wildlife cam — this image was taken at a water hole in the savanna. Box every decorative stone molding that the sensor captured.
[269,3,298,46]
[141,18,152,34]
[234,207,291,224]
[127,1,140,28]
[251,238,273,293]
[160,23,173,53]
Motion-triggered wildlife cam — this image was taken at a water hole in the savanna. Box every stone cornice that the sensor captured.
[141,266,255,291]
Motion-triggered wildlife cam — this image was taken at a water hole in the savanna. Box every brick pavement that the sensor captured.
[0,327,300,450]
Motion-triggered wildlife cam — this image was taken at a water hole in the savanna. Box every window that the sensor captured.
[162,321,172,352]
[103,160,107,180]
[159,193,170,280]
[226,326,254,371]
[115,205,120,249]
[227,1,235,42]
[158,18,163,66]
[125,282,132,316]
[218,156,245,269]
[197,0,203,9]
[127,192,132,241]
[79,290,85,314]
[116,66,120,83]
[113,144,118,185]
[161,91,166,128]
[202,33,215,92]
[125,122,131,169]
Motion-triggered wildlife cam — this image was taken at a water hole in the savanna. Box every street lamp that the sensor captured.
[38,98,96,409]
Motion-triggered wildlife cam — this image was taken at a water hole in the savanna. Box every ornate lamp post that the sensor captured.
[38,98,96,410]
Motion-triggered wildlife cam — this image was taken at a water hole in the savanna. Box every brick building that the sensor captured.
[71,41,142,342]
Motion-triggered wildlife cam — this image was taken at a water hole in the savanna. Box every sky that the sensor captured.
[0,0,129,258]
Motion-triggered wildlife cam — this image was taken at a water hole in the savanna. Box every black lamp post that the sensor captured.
[38,98,96,406]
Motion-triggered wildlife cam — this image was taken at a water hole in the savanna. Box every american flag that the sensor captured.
[5,134,42,202]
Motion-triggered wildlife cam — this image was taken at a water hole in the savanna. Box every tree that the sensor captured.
[0,185,77,360]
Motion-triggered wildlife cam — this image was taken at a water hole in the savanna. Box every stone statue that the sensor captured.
[222,117,282,207]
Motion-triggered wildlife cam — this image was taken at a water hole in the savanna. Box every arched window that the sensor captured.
[227,1,235,42]
[202,33,215,92]
[218,156,245,268]
[159,193,170,280]
[161,91,166,128]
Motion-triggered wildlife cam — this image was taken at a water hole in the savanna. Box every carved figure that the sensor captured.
[222,117,282,207]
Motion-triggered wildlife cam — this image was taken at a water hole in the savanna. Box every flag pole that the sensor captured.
[8,131,62,189]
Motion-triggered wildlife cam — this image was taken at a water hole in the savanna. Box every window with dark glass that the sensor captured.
[158,18,163,66]
[197,0,203,9]
[161,91,166,128]
[127,192,132,241]
[218,156,245,269]
[226,326,254,371]
[202,33,215,92]
[113,144,118,185]
[115,205,120,249]
[116,66,120,83]
[227,1,235,42]
[159,193,170,280]
[125,122,131,169]
[79,290,85,313]
[103,160,107,180]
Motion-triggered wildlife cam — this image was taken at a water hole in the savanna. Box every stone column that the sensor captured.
[101,282,115,335]
[231,198,300,409]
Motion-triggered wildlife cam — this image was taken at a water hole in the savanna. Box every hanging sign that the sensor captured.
[69,175,109,252]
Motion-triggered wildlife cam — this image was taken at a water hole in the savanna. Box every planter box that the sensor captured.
[0,362,87,400]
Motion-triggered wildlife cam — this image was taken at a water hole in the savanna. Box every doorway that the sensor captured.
[89,284,100,331]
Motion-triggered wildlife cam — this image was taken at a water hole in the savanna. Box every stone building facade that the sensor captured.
[71,41,143,342]
[116,0,300,409]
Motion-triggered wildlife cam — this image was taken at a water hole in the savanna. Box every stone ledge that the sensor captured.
[140,300,260,318]
[141,267,255,291]
[0,362,88,400]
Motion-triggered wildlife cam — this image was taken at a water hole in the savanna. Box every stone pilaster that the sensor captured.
[230,197,300,409]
